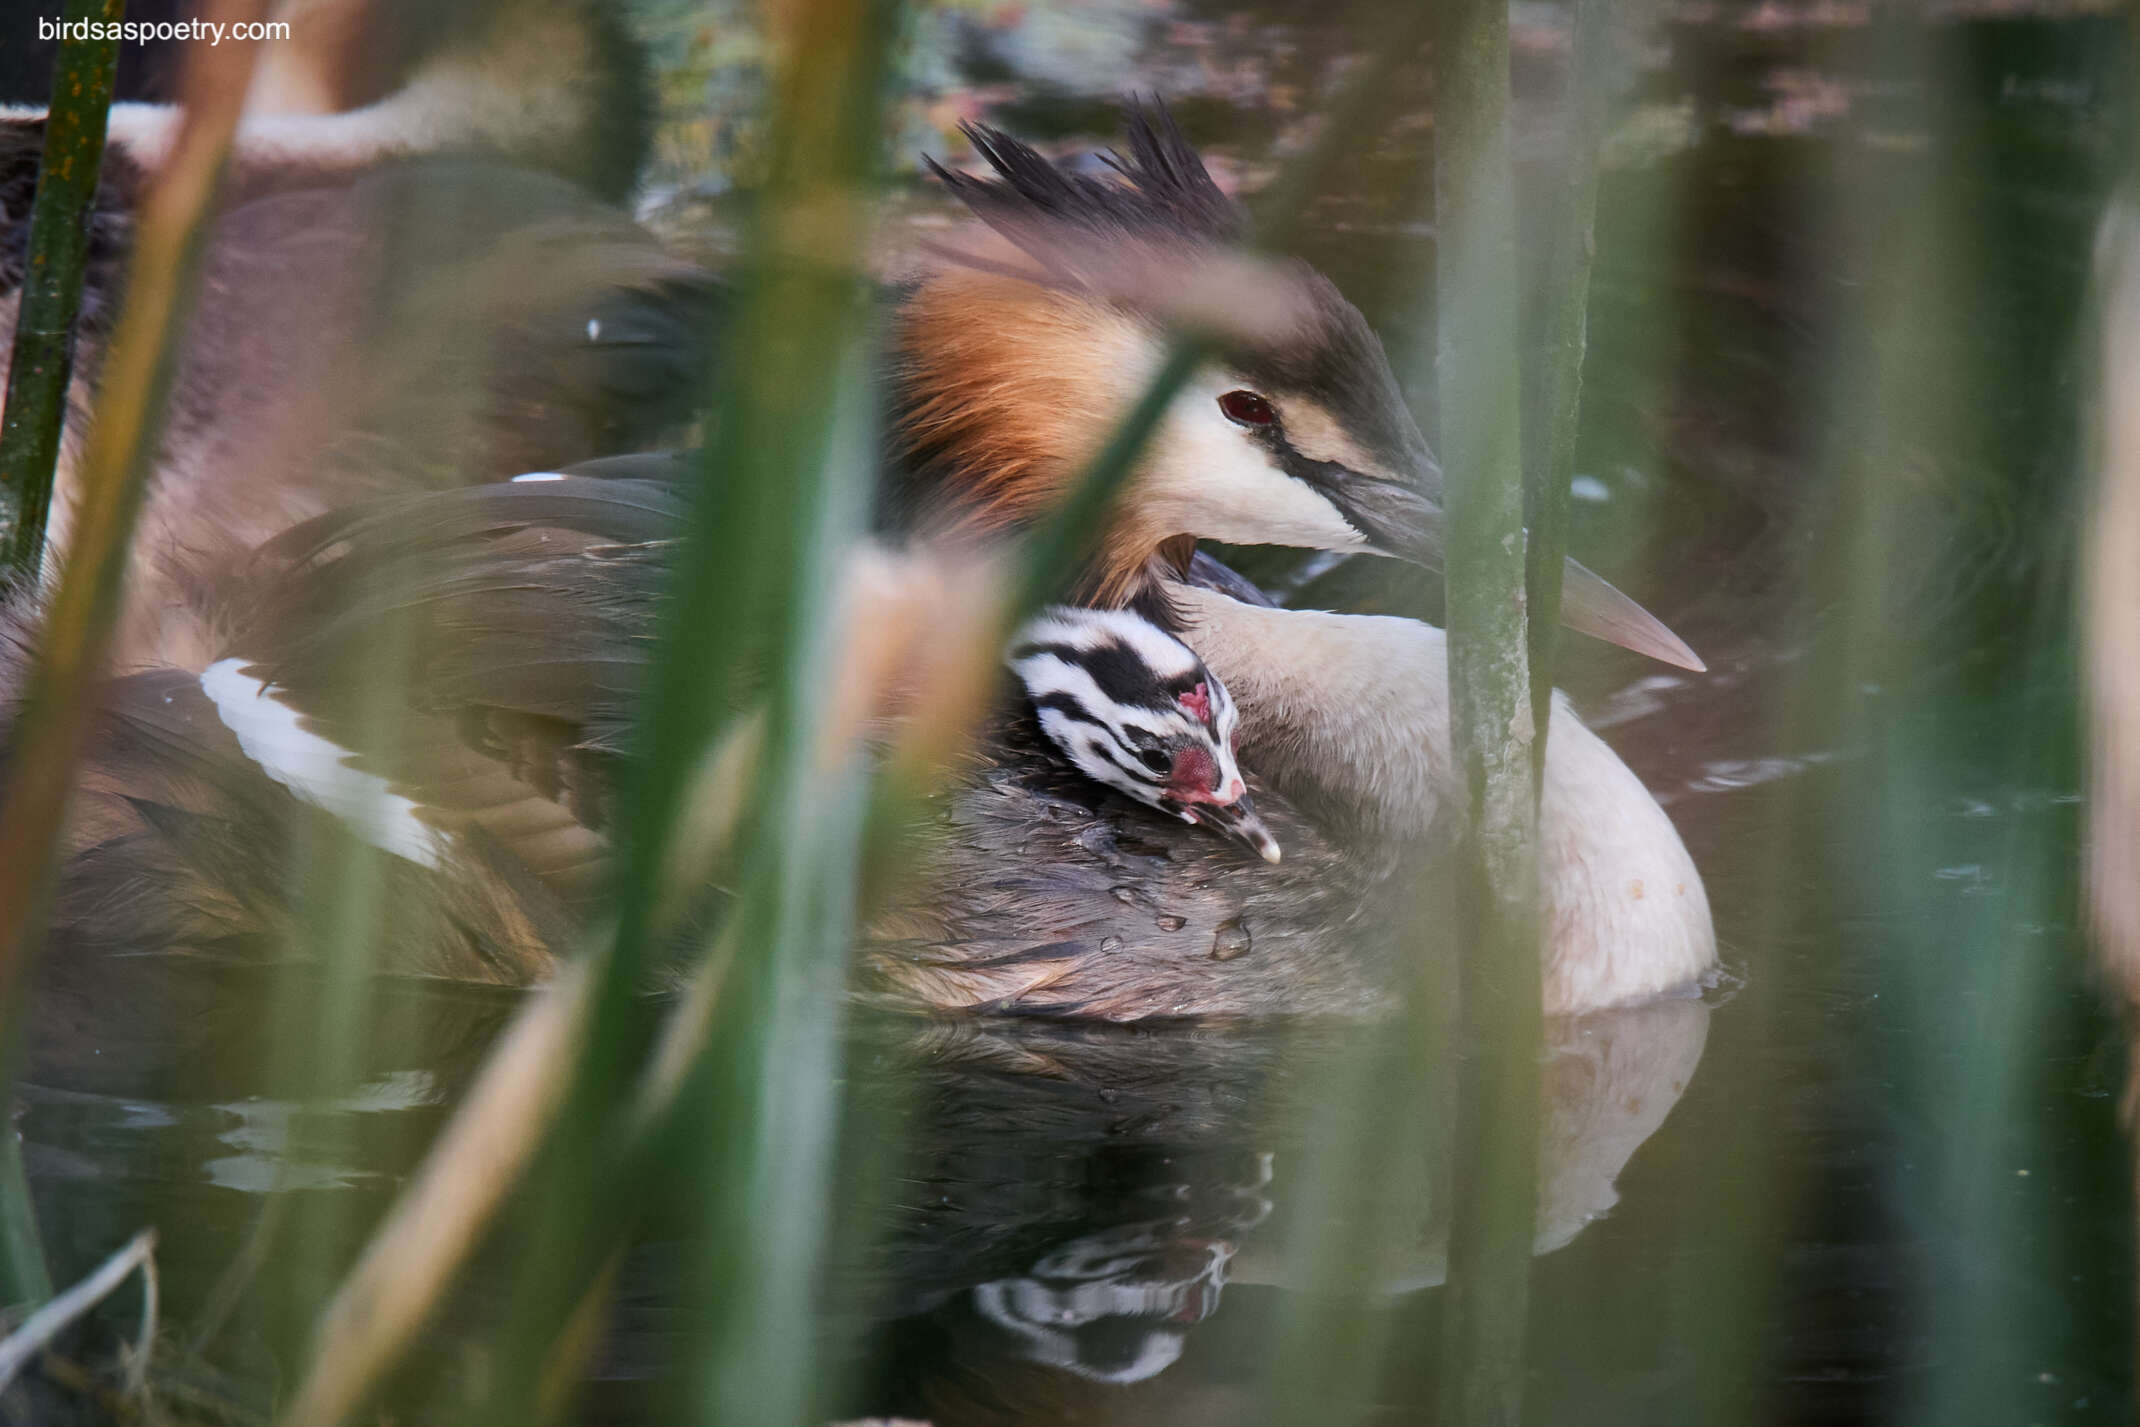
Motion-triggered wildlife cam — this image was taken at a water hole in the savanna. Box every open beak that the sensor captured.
[1183,795,1283,865]
[1324,477,1707,674]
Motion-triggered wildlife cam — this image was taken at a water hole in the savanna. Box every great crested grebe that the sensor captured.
[28,458,1707,1022]
[12,92,1713,1017]
[874,115,1715,1013]
[1010,606,1279,864]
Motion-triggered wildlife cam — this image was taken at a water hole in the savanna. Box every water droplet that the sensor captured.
[1110,886,1138,905]
[1099,935,1123,953]
[1210,917,1252,961]
[1155,914,1187,932]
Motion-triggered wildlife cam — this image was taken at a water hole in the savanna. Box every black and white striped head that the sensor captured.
[1010,607,1280,864]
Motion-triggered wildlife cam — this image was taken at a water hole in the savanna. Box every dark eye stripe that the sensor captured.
[1028,691,1098,722]
[1019,642,1197,715]
[1031,694,1169,782]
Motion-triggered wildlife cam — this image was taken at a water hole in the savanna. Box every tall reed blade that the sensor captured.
[0,1128,48,1310]
[428,4,905,1422]
[0,0,267,1017]
[1522,0,1614,767]
[0,0,128,1322]
[1432,0,1545,1422]
[0,0,262,1357]
[0,0,124,589]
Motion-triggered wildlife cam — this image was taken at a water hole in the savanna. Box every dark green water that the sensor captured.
[11,3,2135,1423]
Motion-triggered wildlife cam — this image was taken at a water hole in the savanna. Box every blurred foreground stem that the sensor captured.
[1523,0,1612,766]
[281,14,1464,1423]
[0,0,263,1321]
[0,0,124,588]
[0,0,264,1023]
[0,0,127,1311]
[0,1126,50,1308]
[1433,0,1545,1422]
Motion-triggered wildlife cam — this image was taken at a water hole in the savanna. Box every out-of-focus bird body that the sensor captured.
[1,0,709,667]
[30,456,1707,1019]
[2,5,1716,1020]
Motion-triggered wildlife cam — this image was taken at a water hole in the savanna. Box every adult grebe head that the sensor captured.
[894,105,1700,671]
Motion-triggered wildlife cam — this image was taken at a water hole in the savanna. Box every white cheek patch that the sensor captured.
[199,659,450,869]
[1139,385,1370,553]
[1211,733,1249,795]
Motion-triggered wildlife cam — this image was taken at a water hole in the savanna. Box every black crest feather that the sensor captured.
[927,98,1243,248]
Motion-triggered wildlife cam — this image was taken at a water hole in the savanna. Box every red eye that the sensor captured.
[1218,390,1275,427]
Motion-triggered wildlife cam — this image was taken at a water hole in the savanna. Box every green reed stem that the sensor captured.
[286,15,1477,1420]
[0,0,262,1344]
[1433,0,1544,1422]
[684,53,893,1420]
[1523,0,1612,771]
[0,0,264,1018]
[0,0,124,589]
[0,1117,51,1309]
[458,6,899,1423]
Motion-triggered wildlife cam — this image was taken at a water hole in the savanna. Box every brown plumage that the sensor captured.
[33,658,572,985]
[887,107,1423,611]
[893,268,1200,608]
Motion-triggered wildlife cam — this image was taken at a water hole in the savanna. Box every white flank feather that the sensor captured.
[199,659,449,869]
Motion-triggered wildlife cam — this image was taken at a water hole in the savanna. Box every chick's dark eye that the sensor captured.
[1119,731,1169,774]
[1219,389,1275,427]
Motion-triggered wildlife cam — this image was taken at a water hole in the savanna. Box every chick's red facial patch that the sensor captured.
[1167,745,1219,800]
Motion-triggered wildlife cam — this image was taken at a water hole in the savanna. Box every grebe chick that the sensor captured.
[1010,607,1279,865]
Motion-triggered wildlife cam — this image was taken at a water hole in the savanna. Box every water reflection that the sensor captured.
[848,997,1709,1415]
[965,1168,1262,1383]
[15,967,1710,1419]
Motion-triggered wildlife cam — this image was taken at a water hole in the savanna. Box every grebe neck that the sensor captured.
[1168,581,1715,1013]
